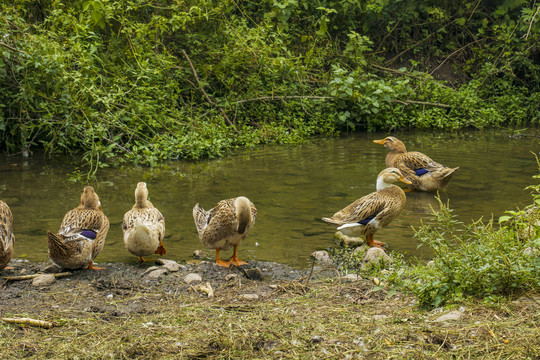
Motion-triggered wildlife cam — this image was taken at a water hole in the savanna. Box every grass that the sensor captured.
[0,277,538,359]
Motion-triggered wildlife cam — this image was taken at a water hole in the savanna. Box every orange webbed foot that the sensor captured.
[215,259,230,268]
[87,261,106,270]
[138,257,157,264]
[228,258,248,267]
[371,240,387,248]
[154,242,166,256]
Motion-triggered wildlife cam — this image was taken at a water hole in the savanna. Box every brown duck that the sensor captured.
[0,200,15,270]
[193,196,257,267]
[122,182,166,263]
[322,168,411,248]
[373,136,458,192]
[47,186,109,270]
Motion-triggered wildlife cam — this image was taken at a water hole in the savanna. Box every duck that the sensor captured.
[0,200,15,270]
[322,168,411,248]
[193,196,257,267]
[47,186,109,270]
[122,182,166,263]
[373,136,458,192]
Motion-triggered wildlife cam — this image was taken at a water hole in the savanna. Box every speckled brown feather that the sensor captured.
[193,197,257,251]
[47,186,109,269]
[122,183,165,257]
[322,186,406,236]
[0,200,15,270]
[375,136,458,192]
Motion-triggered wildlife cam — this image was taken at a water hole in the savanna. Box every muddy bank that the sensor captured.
[0,258,340,317]
[1,259,538,359]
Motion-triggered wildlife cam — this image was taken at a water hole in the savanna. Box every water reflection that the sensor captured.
[1,130,538,268]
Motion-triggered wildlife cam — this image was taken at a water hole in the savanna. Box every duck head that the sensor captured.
[135,182,149,207]
[376,167,412,191]
[373,136,407,153]
[80,186,100,210]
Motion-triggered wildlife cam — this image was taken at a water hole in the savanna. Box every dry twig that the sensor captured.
[3,272,72,282]
[181,50,238,132]
[2,317,56,329]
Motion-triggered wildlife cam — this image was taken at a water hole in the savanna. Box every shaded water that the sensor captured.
[1,131,539,268]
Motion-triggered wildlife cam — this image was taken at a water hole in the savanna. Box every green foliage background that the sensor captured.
[0,0,539,172]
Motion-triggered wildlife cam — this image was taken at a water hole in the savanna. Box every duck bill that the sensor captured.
[399,176,413,185]
[373,139,385,145]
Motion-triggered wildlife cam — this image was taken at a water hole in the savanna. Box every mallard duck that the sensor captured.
[47,186,109,270]
[122,182,166,263]
[322,168,411,248]
[193,196,257,267]
[373,136,458,192]
[0,200,15,270]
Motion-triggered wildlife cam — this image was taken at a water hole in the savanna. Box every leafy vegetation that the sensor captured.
[0,0,539,174]
[330,167,540,309]
[390,197,539,309]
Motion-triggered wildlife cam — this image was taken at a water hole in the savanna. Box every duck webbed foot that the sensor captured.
[87,261,106,270]
[366,234,387,248]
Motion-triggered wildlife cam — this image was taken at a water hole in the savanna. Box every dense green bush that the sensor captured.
[0,0,538,174]
[381,195,540,309]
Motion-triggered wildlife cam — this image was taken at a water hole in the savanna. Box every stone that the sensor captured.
[44,264,61,273]
[146,269,168,279]
[352,245,369,255]
[189,282,214,298]
[32,274,56,287]
[155,259,183,272]
[310,250,332,265]
[372,314,389,321]
[193,250,206,259]
[184,273,202,284]
[361,247,393,269]
[434,310,463,322]
[334,231,364,247]
[342,274,362,281]
[242,267,264,281]
[523,247,538,256]
[241,293,259,300]
[142,266,160,275]
[225,274,238,282]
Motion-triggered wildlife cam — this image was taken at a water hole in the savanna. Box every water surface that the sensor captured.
[1,131,538,268]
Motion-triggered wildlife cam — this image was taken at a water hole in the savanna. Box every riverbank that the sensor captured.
[0,259,538,359]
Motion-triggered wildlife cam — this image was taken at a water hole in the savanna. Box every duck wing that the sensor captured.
[0,201,14,253]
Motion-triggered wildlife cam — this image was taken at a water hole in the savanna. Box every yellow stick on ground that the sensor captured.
[2,272,72,281]
[2,317,55,329]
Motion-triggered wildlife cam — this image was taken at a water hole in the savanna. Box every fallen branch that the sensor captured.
[228,94,451,109]
[2,317,56,329]
[229,95,332,105]
[0,40,29,55]
[392,99,451,108]
[182,50,238,132]
[3,272,72,282]
[522,5,540,40]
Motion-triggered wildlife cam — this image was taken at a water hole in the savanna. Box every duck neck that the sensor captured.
[135,192,148,208]
[376,177,392,191]
[385,142,407,167]
[385,152,399,167]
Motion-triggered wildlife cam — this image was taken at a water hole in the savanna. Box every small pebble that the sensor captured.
[184,273,202,284]
[193,250,206,259]
[241,293,259,300]
[32,274,56,287]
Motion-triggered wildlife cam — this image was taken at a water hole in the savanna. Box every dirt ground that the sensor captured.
[0,259,539,359]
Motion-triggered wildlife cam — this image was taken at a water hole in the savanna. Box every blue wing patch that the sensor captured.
[80,229,97,240]
[415,168,429,176]
[358,216,375,225]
